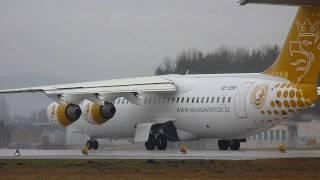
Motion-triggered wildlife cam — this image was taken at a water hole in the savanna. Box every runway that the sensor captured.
[0,149,320,160]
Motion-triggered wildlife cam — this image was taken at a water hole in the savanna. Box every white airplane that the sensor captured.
[1,0,320,151]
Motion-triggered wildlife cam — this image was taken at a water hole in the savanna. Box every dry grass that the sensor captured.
[0,158,319,180]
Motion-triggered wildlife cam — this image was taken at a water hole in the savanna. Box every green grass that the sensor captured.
[0,159,320,179]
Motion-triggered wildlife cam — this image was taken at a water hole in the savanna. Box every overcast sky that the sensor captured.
[0,0,297,81]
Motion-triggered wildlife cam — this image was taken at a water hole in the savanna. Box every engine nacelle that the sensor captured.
[47,102,82,127]
[82,101,116,125]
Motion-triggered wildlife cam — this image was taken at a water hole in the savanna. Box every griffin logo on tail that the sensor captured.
[290,18,320,83]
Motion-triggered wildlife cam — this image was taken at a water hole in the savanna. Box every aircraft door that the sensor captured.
[234,82,252,118]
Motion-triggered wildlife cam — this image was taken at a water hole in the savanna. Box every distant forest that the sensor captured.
[155,45,279,75]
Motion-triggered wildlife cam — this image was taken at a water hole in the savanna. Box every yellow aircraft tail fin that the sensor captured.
[264,7,320,85]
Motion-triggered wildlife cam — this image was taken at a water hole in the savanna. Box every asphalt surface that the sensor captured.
[0,149,320,160]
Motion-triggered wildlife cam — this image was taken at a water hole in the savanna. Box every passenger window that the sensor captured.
[206,97,209,103]
[222,97,225,103]
[228,97,232,103]
[201,97,204,103]
[211,97,214,103]
[196,97,199,103]
[176,97,180,103]
[117,98,121,104]
[192,97,195,103]
[217,97,220,103]
[148,97,152,104]
[172,97,175,103]
[186,97,190,103]
[167,97,171,104]
[181,97,185,103]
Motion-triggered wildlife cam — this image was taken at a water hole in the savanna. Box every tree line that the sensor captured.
[155,45,280,75]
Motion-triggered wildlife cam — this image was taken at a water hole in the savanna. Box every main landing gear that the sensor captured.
[86,139,99,150]
[144,121,179,151]
[145,134,168,151]
[218,139,241,151]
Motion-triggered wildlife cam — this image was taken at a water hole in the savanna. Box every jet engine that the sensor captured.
[47,102,82,127]
[82,101,116,125]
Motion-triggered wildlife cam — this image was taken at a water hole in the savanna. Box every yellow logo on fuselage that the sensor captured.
[251,85,269,109]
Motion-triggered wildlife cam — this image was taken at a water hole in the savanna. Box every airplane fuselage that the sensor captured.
[73,73,308,141]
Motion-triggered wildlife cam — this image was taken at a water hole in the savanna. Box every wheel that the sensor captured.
[218,140,230,151]
[92,140,99,150]
[156,134,167,150]
[145,135,156,150]
[230,140,240,151]
[86,140,93,150]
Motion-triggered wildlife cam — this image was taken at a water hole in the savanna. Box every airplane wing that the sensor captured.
[0,76,176,99]
[238,0,320,6]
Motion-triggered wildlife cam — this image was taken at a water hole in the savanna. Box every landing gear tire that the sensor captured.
[86,140,93,150]
[230,140,240,151]
[86,139,99,150]
[92,140,99,150]
[218,140,230,151]
[156,134,167,150]
[145,135,156,150]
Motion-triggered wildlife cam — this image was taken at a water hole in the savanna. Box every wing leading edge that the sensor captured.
[0,76,177,96]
